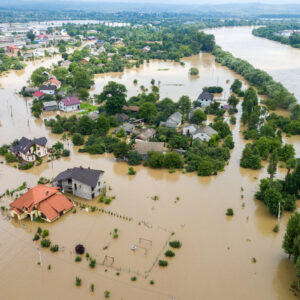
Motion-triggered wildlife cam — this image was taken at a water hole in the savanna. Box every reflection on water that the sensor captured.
[0,47,298,300]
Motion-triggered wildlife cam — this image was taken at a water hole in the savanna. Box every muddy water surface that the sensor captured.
[0,48,298,300]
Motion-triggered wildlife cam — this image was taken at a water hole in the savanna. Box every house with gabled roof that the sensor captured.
[197,91,214,107]
[10,185,73,222]
[11,137,48,162]
[59,96,81,112]
[52,167,105,200]
[192,125,218,142]
[160,112,182,129]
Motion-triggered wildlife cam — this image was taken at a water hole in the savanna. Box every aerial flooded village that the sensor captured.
[0,2,300,300]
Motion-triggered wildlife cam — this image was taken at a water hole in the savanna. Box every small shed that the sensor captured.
[43,101,57,111]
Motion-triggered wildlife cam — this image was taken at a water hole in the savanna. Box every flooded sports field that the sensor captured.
[0,32,299,299]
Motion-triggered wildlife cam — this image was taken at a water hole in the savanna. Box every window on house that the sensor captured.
[92,187,94,191]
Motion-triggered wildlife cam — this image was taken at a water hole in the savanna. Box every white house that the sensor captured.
[33,48,45,58]
[192,125,218,142]
[59,96,81,112]
[197,91,214,107]
[39,85,56,95]
[182,124,198,136]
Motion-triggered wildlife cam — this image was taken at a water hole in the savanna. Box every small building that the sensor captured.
[115,123,136,135]
[39,85,56,95]
[52,167,105,200]
[33,48,45,58]
[160,112,182,129]
[7,45,18,55]
[33,91,45,100]
[192,125,217,142]
[115,113,129,123]
[182,124,198,136]
[136,128,156,141]
[197,91,214,107]
[10,185,73,222]
[45,78,61,89]
[114,40,125,48]
[135,140,164,159]
[59,96,81,112]
[25,87,39,94]
[142,46,151,53]
[11,137,48,162]
[43,101,57,111]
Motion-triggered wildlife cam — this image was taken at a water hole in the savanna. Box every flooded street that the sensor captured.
[0,36,299,300]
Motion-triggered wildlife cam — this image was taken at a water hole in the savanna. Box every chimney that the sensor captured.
[46,191,49,196]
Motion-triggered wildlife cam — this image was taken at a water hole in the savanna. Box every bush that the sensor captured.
[169,240,182,249]
[50,244,59,252]
[131,276,137,281]
[165,250,175,257]
[90,283,94,292]
[127,150,142,165]
[33,233,40,241]
[128,167,136,175]
[4,152,18,163]
[72,133,84,146]
[75,277,82,286]
[158,260,168,267]
[104,290,110,298]
[226,208,234,216]
[89,259,96,268]
[62,149,70,157]
[150,280,155,285]
[40,239,51,248]
[42,229,49,238]
[189,67,199,75]
[75,256,82,262]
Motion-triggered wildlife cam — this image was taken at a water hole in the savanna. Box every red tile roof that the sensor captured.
[122,105,139,112]
[46,78,61,86]
[10,185,73,221]
[33,91,45,98]
[61,96,80,106]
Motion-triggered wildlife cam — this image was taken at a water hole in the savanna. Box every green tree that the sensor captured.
[223,135,234,149]
[177,95,191,113]
[138,102,157,123]
[26,31,35,42]
[164,152,183,169]
[98,82,127,115]
[190,109,207,124]
[31,67,48,86]
[267,150,278,179]
[72,133,84,146]
[148,152,165,168]
[198,160,214,176]
[283,212,300,258]
[127,151,142,165]
[189,67,199,75]
[112,141,129,159]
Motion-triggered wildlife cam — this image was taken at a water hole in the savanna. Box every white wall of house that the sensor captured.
[198,99,213,107]
[192,132,211,142]
[40,89,55,95]
[59,102,80,112]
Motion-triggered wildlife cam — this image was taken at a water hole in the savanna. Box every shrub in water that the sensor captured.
[75,277,82,286]
[158,260,168,267]
[104,290,110,298]
[169,240,182,249]
[42,229,49,238]
[75,256,82,262]
[41,239,51,248]
[131,276,137,281]
[50,244,59,252]
[33,233,40,241]
[150,280,155,285]
[89,259,96,268]
[165,250,175,257]
[90,283,94,292]
[226,208,234,216]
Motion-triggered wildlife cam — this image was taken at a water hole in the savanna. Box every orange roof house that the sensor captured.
[45,78,61,88]
[10,185,73,222]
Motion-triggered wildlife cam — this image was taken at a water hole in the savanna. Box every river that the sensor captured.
[205,26,300,101]
[0,28,298,300]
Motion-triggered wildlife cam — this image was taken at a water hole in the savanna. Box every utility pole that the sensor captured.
[277,201,281,226]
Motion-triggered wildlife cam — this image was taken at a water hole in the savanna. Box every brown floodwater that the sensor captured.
[0,42,299,300]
